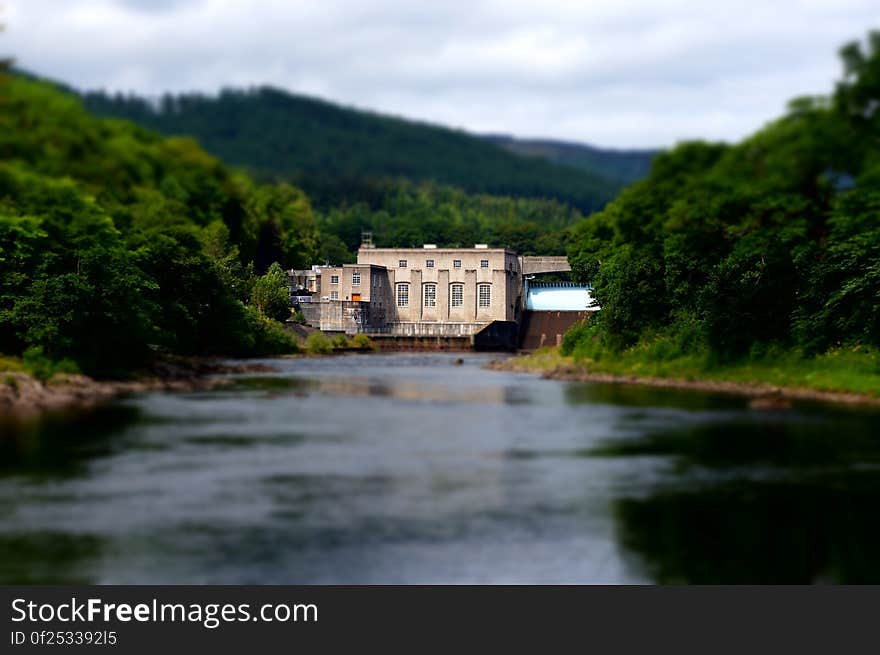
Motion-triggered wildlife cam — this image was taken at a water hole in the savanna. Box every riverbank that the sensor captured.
[488,349,880,408]
[0,357,277,417]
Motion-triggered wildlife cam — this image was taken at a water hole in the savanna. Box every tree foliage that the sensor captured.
[567,31,880,358]
[80,85,641,214]
[251,263,292,322]
[30,73,613,266]
[315,179,579,261]
[0,74,305,373]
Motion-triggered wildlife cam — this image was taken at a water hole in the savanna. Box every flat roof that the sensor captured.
[358,247,517,254]
[315,263,387,270]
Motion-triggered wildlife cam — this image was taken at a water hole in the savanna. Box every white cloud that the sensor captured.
[4,0,877,147]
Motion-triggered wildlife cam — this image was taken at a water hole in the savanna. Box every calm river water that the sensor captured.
[2,352,880,584]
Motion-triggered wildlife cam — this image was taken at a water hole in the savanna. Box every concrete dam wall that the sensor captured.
[519,311,592,351]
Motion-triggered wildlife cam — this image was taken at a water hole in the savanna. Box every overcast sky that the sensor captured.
[4,0,878,148]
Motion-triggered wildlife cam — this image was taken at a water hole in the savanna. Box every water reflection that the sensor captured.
[600,405,880,583]
[593,412,880,469]
[232,370,519,405]
[614,471,880,583]
[1,353,879,583]
[0,532,103,584]
[563,380,749,412]
[0,405,142,479]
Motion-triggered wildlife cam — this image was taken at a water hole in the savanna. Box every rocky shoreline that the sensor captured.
[487,356,880,409]
[0,358,277,417]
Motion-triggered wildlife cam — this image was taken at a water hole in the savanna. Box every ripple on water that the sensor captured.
[2,352,880,583]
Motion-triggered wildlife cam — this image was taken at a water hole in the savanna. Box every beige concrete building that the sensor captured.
[306,245,523,336]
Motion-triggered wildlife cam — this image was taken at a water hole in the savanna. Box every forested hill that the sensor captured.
[485,135,656,184]
[80,86,636,212]
[1,72,316,374]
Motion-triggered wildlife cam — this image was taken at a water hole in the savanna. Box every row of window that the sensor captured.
[399,260,489,269]
[332,264,491,290]
[396,283,490,309]
[331,273,365,285]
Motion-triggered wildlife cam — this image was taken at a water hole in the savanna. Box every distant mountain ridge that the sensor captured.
[484,135,657,184]
[79,85,655,212]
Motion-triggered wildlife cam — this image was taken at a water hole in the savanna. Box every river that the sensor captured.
[2,352,880,584]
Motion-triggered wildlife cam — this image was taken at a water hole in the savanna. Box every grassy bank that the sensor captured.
[0,349,80,383]
[497,343,880,402]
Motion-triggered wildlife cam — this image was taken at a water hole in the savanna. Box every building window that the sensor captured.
[426,259,434,268]
[352,272,360,286]
[330,291,339,300]
[453,260,462,269]
[399,260,407,268]
[480,260,489,268]
[396,283,409,307]
[450,283,463,308]
[424,283,436,307]
[330,275,339,284]
[478,283,491,308]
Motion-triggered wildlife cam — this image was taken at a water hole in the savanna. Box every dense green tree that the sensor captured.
[0,73,306,374]
[567,31,880,358]
[316,179,582,258]
[245,183,320,271]
[251,263,292,322]
[836,30,880,142]
[317,232,354,265]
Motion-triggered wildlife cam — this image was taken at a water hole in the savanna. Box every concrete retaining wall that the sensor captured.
[474,321,519,351]
[519,311,592,350]
[367,334,473,351]
[382,322,482,337]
